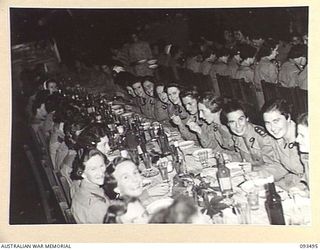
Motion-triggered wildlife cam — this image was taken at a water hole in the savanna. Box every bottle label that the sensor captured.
[219,177,232,191]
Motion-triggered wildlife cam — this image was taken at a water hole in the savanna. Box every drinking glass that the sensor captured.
[234,202,251,224]
[158,161,169,182]
[247,189,259,211]
[198,150,209,168]
[142,152,152,169]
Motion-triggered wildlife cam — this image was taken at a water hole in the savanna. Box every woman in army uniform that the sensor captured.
[262,99,304,191]
[221,100,276,169]
[187,93,233,153]
[71,148,111,224]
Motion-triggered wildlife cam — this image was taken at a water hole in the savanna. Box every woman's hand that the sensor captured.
[171,115,183,126]
[186,120,202,134]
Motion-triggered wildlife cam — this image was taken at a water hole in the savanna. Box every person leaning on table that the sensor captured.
[186,92,233,153]
[261,99,304,191]
[179,89,203,143]
[220,100,276,167]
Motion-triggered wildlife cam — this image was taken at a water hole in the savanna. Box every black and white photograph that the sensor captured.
[8,5,311,230]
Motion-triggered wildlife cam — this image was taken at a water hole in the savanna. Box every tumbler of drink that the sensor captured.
[142,152,152,169]
[247,189,259,211]
[234,202,251,224]
[198,150,209,168]
[158,161,169,182]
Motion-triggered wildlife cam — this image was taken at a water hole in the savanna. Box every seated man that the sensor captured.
[262,99,304,190]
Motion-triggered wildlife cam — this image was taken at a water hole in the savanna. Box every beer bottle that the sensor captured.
[265,176,286,225]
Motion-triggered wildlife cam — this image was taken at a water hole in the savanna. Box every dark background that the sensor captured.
[10,7,308,64]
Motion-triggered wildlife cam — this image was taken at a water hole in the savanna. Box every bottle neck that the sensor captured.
[267,182,277,194]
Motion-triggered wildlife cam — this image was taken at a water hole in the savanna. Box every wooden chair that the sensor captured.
[201,74,214,93]
[23,145,56,223]
[261,80,280,103]
[55,171,72,206]
[294,88,308,114]
[216,74,233,100]
[229,78,243,101]
[240,80,259,108]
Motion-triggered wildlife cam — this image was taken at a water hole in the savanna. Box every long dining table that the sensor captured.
[106,101,311,225]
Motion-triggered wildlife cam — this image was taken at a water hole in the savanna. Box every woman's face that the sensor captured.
[198,103,214,124]
[167,86,180,105]
[126,86,136,97]
[296,124,309,153]
[156,86,169,103]
[263,110,290,140]
[82,154,106,186]
[96,136,110,155]
[113,161,143,198]
[132,82,145,97]
[36,103,48,120]
[182,96,198,115]
[47,82,58,94]
[143,80,154,97]
[226,110,249,137]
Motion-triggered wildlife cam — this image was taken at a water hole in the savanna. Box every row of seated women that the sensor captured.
[28,72,309,223]
[124,76,309,192]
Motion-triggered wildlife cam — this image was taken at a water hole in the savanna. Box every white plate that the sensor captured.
[178,140,195,149]
[192,148,213,160]
[146,198,174,215]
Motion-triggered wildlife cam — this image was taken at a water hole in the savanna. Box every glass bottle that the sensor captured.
[216,153,233,198]
[265,176,286,225]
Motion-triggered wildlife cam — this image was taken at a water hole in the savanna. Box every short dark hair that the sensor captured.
[32,90,50,115]
[71,148,109,181]
[216,47,230,58]
[198,92,224,113]
[221,100,247,125]
[76,123,109,150]
[288,44,307,59]
[180,89,199,101]
[239,44,257,61]
[261,98,291,119]
[255,38,278,61]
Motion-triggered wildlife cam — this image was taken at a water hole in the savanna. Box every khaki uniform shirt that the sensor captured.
[198,122,234,153]
[154,99,170,122]
[231,123,276,169]
[235,65,254,83]
[263,122,304,190]
[279,60,302,88]
[71,180,110,224]
[254,58,278,90]
[138,96,156,120]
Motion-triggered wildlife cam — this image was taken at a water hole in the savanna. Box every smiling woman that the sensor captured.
[261,99,304,190]
[70,148,110,224]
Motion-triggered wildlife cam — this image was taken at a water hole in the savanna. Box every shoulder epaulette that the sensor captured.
[254,126,268,137]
